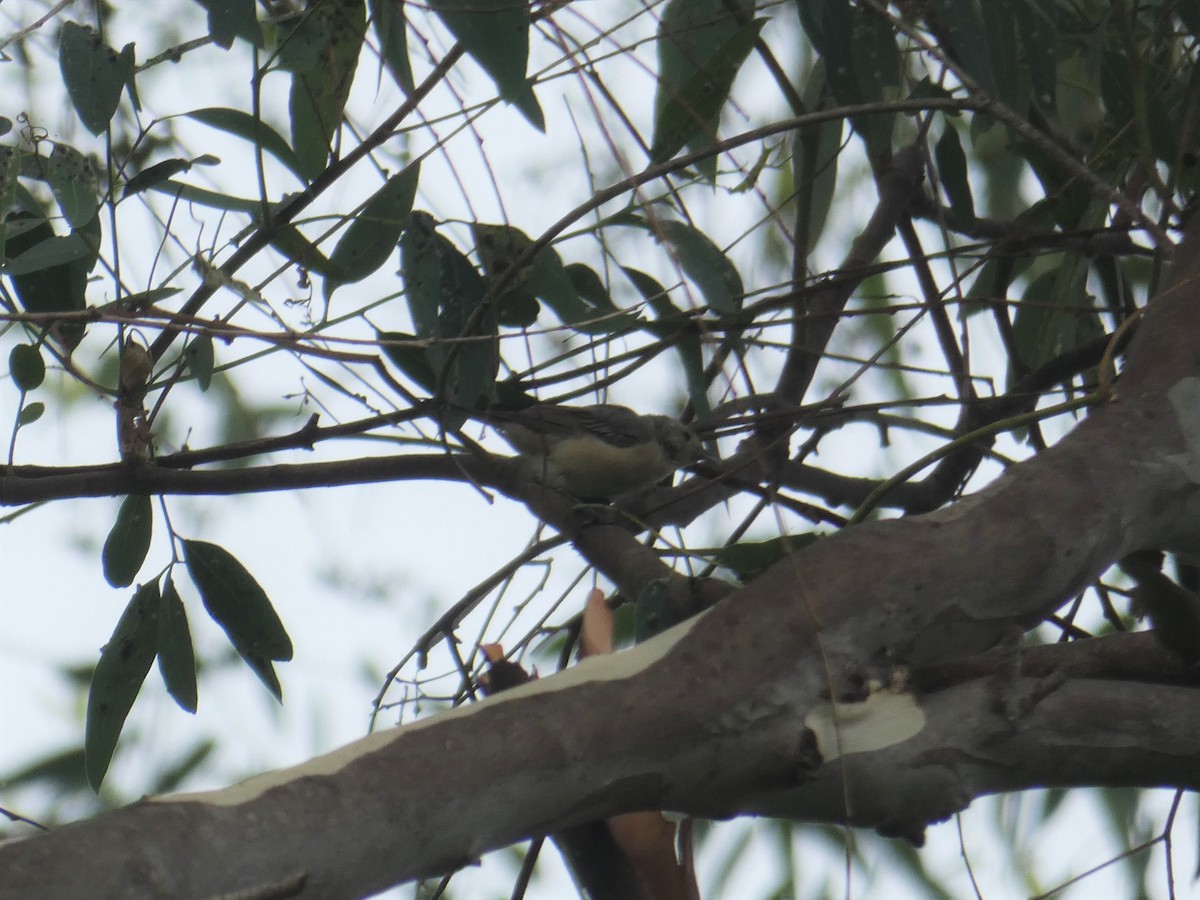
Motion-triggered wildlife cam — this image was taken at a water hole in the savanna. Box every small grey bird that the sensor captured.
[486,403,706,497]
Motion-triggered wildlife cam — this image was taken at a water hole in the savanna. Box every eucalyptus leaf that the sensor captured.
[325,163,420,302]
[102,495,154,589]
[430,0,529,102]
[85,582,161,790]
[157,578,198,713]
[59,23,134,136]
[183,540,293,701]
[9,343,45,392]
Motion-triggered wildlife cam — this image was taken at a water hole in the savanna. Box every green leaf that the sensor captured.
[793,63,842,257]
[368,0,413,93]
[184,107,306,181]
[122,158,196,198]
[624,266,711,419]
[377,330,437,393]
[123,287,183,307]
[1010,258,1087,383]
[59,22,135,136]
[935,126,975,228]
[655,219,744,315]
[9,343,45,392]
[266,223,335,277]
[400,212,498,409]
[102,495,154,589]
[1013,0,1057,108]
[472,222,544,327]
[3,220,96,276]
[185,334,215,391]
[929,0,996,99]
[41,142,100,227]
[286,0,367,181]
[193,0,262,49]
[651,1,763,167]
[510,80,545,132]
[634,579,672,643]
[982,1,1025,114]
[430,0,530,102]
[563,263,639,334]
[151,741,217,796]
[796,0,858,106]
[717,534,822,582]
[0,147,20,220]
[16,401,44,426]
[85,582,161,790]
[183,539,293,701]
[798,1,898,157]
[157,577,198,713]
[148,179,263,214]
[847,5,899,155]
[2,211,97,350]
[324,162,420,302]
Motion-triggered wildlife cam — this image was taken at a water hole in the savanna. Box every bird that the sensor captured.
[483,403,706,498]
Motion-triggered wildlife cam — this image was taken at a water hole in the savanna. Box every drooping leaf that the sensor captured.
[9,343,45,392]
[184,107,306,181]
[184,334,215,391]
[151,741,217,796]
[157,577,198,713]
[183,539,293,701]
[981,1,1026,114]
[564,262,639,334]
[283,0,367,181]
[1014,0,1057,108]
[400,212,498,409]
[325,162,420,302]
[1010,255,1089,387]
[510,81,545,132]
[847,4,900,155]
[792,62,842,257]
[624,266,711,419]
[368,0,414,93]
[651,218,744,316]
[796,0,898,157]
[796,0,857,106]
[935,125,976,228]
[1,746,89,794]
[59,22,135,135]
[929,0,996,99]
[430,0,530,102]
[193,0,262,49]
[651,0,762,169]
[85,582,161,790]
[102,495,154,589]
[266,222,335,277]
[377,330,437,393]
